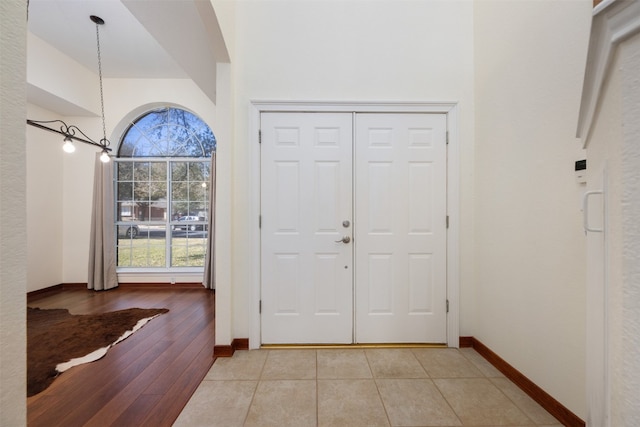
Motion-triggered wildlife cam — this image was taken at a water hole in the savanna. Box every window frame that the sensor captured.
[113,107,215,277]
[114,157,211,273]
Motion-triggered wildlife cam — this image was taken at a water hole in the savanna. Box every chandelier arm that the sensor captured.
[26,119,112,151]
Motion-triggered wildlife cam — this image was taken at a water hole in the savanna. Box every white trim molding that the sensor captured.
[577,0,640,147]
[249,101,461,349]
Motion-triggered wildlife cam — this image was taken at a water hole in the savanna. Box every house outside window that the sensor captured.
[115,107,216,270]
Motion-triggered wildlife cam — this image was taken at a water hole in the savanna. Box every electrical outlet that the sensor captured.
[170,277,176,284]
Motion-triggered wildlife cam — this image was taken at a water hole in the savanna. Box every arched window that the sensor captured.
[115,107,216,270]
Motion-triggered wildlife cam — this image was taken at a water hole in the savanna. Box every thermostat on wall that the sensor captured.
[575,159,586,184]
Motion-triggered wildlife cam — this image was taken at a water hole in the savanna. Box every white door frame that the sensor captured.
[249,101,460,349]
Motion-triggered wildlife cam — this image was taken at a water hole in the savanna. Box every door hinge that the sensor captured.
[446,215,449,228]
[259,215,262,228]
[259,300,262,313]
[259,130,262,144]
[446,131,449,145]
[446,299,449,313]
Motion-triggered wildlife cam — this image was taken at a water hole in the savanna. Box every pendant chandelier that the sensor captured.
[27,15,112,163]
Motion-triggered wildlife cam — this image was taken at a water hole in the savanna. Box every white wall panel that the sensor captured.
[408,162,433,234]
[315,128,340,147]
[408,254,433,314]
[275,162,299,233]
[315,162,340,233]
[274,253,299,314]
[274,127,299,146]
[408,128,434,147]
[368,162,393,233]
[314,253,341,314]
[367,254,393,314]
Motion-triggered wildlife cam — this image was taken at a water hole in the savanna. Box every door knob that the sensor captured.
[335,236,351,244]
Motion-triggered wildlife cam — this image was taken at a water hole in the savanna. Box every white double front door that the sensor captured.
[260,112,447,344]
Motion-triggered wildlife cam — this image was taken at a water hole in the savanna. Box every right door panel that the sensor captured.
[354,113,448,343]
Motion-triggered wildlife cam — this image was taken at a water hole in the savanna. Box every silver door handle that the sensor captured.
[335,236,351,244]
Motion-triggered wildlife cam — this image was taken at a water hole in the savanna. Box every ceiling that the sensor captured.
[27,0,228,109]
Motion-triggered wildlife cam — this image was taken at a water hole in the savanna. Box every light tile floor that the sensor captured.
[174,347,563,427]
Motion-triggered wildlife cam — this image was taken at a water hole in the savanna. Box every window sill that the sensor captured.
[117,269,204,284]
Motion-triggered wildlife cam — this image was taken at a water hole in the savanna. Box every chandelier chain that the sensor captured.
[95,21,108,146]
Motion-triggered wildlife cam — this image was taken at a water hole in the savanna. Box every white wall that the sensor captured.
[473,0,591,417]
[230,0,476,343]
[26,104,64,292]
[0,1,27,424]
[27,33,99,116]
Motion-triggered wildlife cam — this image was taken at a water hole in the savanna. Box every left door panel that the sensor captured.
[260,112,354,344]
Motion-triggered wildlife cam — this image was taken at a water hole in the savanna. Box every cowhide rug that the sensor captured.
[27,306,168,397]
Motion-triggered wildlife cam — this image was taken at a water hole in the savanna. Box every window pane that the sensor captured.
[150,181,166,201]
[149,201,167,221]
[117,246,132,267]
[134,162,149,181]
[171,162,188,181]
[171,203,190,219]
[171,182,188,202]
[150,162,167,181]
[190,203,206,218]
[171,233,207,267]
[189,182,207,201]
[189,162,209,181]
[133,182,150,203]
[117,203,135,221]
[118,108,215,158]
[117,225,167,267]
[118,162,133,180]
[135,206,151,222]
[117,182,133,201]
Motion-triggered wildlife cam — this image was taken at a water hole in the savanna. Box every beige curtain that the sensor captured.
[88,152,118,291]
[203,153,216,289]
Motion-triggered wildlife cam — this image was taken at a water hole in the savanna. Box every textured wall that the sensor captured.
[617,34,640,426]
[0,1,27,424]
[586,30,640,427]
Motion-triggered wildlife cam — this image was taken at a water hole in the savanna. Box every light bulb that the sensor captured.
[100,151,110,163]
[62,137,76,153]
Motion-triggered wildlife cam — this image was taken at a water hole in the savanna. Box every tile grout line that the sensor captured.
[458,348,548,426]
[240,349,269,426]
[315,350,319,427]
[412,348,465,427]
[369,348,394,426]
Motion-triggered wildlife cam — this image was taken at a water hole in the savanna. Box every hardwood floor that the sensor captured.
[27,287,216,427]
